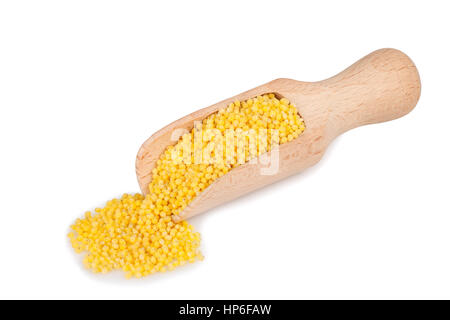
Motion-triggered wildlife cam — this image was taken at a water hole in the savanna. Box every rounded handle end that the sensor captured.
[323,48,421,135]
[371,48,421,117]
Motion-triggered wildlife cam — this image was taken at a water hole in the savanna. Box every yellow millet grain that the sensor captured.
[69,94,305,278]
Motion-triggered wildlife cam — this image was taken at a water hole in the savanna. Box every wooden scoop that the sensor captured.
[136,48,421,222]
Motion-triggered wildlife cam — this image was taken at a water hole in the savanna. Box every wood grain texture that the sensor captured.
[136,48,421,222]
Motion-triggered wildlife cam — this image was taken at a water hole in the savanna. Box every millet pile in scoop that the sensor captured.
[69,94,305,278]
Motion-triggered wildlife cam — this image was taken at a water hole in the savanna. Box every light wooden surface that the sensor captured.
[136,48,421,222]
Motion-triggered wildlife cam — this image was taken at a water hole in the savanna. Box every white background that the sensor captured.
[0,1,449,299]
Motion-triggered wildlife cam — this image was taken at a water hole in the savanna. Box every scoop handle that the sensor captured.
[317,48,421,136]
